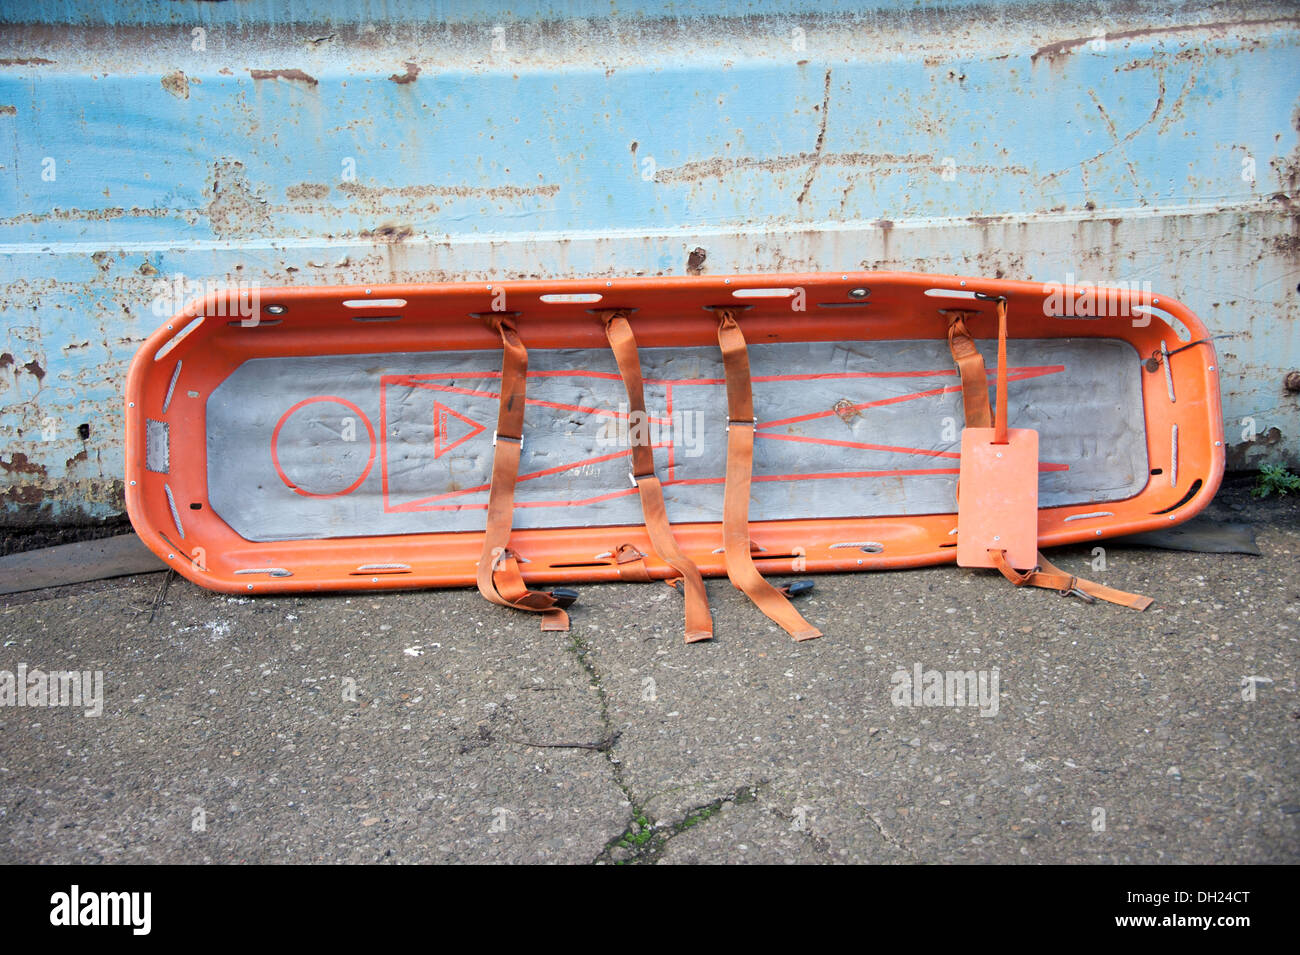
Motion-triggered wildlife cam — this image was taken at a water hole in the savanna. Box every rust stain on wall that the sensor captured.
[204,159,272,238]
[657,151,1030,184]
[1,453,47,476]
[389,61,420,84]
[359,222,414,241]
[287,182,331,200]
[161,69,190,99]
[1226,426,1284,470]
[0,478,126,526]
[1031,16,1300,64]
[796,68,833,205]
[337,181,560,201]
[1269,233,1300,255]
[0,206,188,227]
[249,68,319,86]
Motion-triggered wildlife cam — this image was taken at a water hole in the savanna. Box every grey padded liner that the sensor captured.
[206,339,1147,542]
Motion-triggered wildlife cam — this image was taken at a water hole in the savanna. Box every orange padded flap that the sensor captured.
[957,427,1039,570]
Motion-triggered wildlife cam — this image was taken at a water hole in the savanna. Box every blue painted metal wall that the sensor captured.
[1,1,1297,523]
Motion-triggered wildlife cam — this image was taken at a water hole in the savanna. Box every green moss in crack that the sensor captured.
[618,813,655,850]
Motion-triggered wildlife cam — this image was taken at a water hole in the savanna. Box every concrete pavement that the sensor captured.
[1,481,1296,864]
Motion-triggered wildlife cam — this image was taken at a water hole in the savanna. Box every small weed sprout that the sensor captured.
[1252,465,1300,499]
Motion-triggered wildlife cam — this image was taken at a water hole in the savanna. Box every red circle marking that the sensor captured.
[271,396,376,498]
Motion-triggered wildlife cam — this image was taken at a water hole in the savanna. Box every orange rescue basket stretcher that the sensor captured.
[124,272,1225,640]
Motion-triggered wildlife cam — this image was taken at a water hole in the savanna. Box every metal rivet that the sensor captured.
[606,281,612,287]
[1153,298,1160,304]
[167,553,175,560]
[993,535,1000,541]
[372,577,379,583]
[960,280,967,287]
[247,584,254,590]
[1096,530,1102,535]
[849,288,869,299]
[1209,366,1216,372]
[129,480,136,486]
[265,304,287,316]
[365,288,372,294]
[724,278,731,284]
[128,402,135,408]
[1214,441,1222,446]
[841,274,848,280]
[996,452,1003,458]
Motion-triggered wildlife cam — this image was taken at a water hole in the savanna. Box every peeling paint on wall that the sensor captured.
[0,0,1297,524]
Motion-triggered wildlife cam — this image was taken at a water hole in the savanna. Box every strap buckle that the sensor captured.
[489,547,531,572]
[1058,576,1096,604]
[725,417,757,432]
[492,430,523,451]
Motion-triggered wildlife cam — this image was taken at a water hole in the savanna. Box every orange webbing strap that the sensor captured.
[475,312,571,632]
[714,308,822,641]
[947,297,1152,610]
[600,309,713,643]
[992,297,1010,444]
[614,543,654,582]
[990,550,1153,610]
[944,311,992,429]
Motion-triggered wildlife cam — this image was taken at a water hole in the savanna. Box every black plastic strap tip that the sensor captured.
[550,588,579,609]
[782,580,815,599]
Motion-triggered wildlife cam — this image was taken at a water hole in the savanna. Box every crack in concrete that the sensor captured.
[566,623,775,864]
[562,628,646,861]
[766,802,841,861]
[564,628,913,863]
[864,809,918,860]
[596,784,767,865]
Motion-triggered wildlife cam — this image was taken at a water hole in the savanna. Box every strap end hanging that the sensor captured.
[476,317,579,633]
[715,309,823,642]
[540,608,570,632]
[601,308,715,644]
[990,549,1152,611]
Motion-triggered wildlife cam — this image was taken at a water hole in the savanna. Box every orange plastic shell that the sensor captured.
[123,272,1225,596]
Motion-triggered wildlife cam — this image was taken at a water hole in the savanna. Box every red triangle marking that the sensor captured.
[433,401,485,459]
